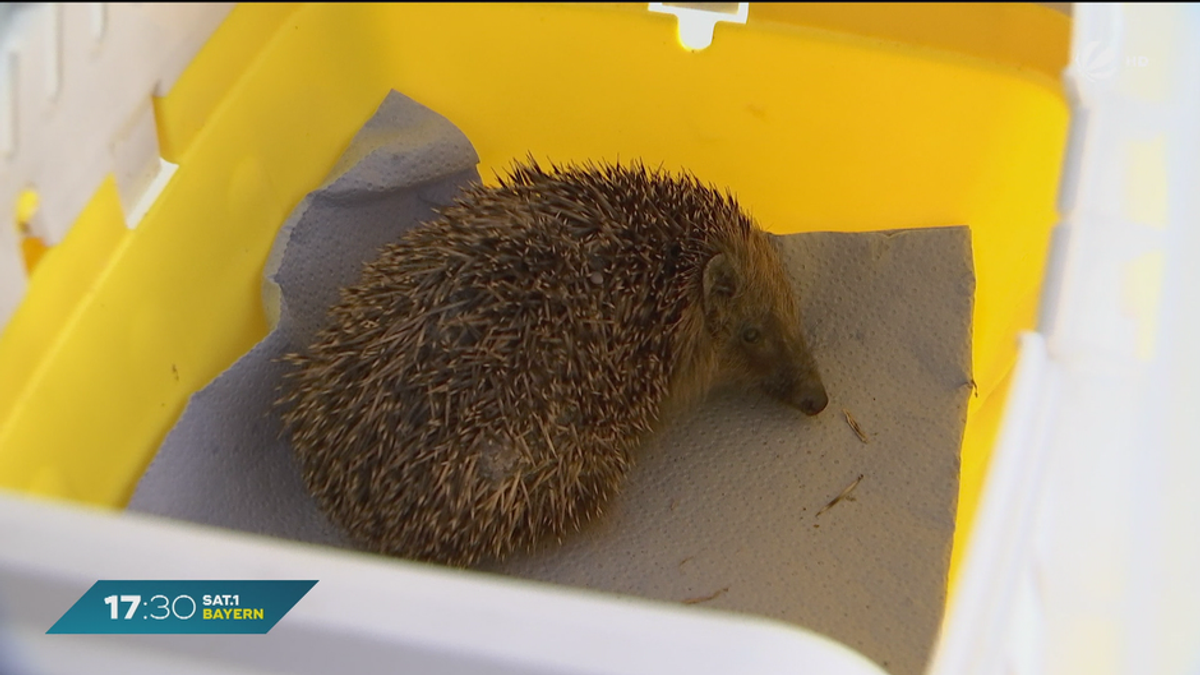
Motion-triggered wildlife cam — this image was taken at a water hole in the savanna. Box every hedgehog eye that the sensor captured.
[741,327,762,344]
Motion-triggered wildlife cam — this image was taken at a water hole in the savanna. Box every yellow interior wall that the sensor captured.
[0,3,1069,596]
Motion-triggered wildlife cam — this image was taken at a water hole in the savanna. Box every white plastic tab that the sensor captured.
[648,3,748,51]
[0,3,233,330]
[111,99,177,228]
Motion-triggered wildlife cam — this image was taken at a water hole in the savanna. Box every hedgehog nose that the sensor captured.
[797,386,829,416]
[787,379,825,415]
[768,372,828,416]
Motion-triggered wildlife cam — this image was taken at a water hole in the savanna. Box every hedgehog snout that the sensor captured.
[793,380,829,416]
[764,368,829,416]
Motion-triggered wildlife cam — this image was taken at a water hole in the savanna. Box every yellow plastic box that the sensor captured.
[0,0,1069,659]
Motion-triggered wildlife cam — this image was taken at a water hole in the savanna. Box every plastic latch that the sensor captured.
[647,3,748,51]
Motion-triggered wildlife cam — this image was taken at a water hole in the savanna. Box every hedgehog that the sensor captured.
[276,158,829,568]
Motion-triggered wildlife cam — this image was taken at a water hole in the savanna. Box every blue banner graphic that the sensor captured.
[47,580,317,634]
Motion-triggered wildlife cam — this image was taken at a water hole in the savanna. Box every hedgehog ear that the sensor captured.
[703,254,739,303]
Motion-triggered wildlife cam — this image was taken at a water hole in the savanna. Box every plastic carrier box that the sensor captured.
[0,3,1197,674]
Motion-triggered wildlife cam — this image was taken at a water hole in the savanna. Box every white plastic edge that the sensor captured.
[930,4,1200,674]
[0,3,233,330]
[926,332,1058,675]
[0,491,888,675]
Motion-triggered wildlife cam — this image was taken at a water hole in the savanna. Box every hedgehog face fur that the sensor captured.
[700,235,829,416]
[276,158,828,568]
